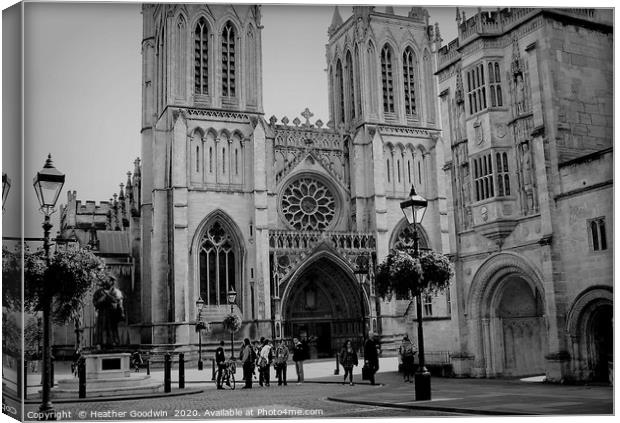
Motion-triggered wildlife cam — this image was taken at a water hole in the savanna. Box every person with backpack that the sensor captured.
[399,334,416,383]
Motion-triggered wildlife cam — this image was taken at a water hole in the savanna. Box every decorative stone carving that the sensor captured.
[474,119,484,145]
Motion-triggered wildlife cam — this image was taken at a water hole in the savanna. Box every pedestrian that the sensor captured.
[131,350,143,373]
[274,338,289,386]
[399,335,416,383]
[241,338,253,389]
[252,340,260,381]
[339,339,358,386]
[292,337,306,384]
[363,332,380,385]
[215,340,226,389]
[258,338,273,387]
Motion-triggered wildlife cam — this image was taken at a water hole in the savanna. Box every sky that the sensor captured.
[0,0,614,239]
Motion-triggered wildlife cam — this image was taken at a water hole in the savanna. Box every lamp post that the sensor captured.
[196,297,205,370]
[354,255,369,345]
[33,154,65,418]
[400,185,431,401]
[227,288,237,359]
[2,172,11,213]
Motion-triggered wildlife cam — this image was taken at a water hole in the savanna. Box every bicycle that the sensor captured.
[215,360,236,390]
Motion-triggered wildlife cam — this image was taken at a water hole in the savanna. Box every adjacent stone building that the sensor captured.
[436,8,613,382]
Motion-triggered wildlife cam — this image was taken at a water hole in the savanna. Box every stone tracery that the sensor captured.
[281,177,337,231]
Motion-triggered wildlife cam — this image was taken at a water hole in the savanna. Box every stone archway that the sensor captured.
[281,256,365,357]
[468,253,547,377]
[566,287,613,383]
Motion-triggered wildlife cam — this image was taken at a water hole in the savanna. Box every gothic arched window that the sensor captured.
[403,47,417,115]
[346,51,355,120]
[336,59,345,124]
[381,45,395,113]
[199,220,238,305]
[222,21,236,97]
[354,45,362,117]
[194,18,209,95]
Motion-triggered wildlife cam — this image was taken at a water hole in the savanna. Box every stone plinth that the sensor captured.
[51,353,163,399]
[85,353,131,379]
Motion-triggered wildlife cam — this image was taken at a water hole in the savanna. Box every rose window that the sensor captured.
[281,177,336,231]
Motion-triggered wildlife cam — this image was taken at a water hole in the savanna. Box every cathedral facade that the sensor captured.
[59,5,612,383]
[136,3,449,357]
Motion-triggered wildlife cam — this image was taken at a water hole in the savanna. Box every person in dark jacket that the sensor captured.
[363,333,380,385]
[240,338,254,389]
[215,340,226,389]
[292,337,306,384]
[339,339,358,385]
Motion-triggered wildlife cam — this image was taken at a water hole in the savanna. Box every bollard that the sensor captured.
[164,353,171,393]
[50,357,54,387]
[211,358,216,381]
[178,353,185,389]
[334,353,340,375]
[22,360,27,400]
[78,358,86,399]
[146,356,150,375]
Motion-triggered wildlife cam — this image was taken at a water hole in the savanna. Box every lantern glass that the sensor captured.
[400,185,427,225]
[227,288,237,305]
[2,173,10,208]
[33,155,65,210]
[196,297,205,311]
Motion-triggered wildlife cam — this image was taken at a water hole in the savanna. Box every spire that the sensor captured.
[328,6,343,37]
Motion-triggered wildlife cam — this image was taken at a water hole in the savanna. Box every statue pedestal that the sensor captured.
[51,353,163,399]
[85,353,131,379]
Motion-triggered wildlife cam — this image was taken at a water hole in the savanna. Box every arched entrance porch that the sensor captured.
[281,255,367,357]
[567,287,613,383]
[468,253,547,377]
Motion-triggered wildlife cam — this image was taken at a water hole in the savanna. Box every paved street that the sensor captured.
[4,356,612,421]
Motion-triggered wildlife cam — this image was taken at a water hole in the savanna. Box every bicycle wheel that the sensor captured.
[229,372,236,390]
[215,369,223,389]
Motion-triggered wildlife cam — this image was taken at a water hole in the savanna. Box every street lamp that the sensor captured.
[2,172,11,213]
[227,288,237,359]
[354,255,369,345]
[196,297,205,370]
[33,154,65,418]
[400,184,430,401]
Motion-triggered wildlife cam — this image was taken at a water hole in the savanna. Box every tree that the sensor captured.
[376,249,452,300]
[3,244,107,350]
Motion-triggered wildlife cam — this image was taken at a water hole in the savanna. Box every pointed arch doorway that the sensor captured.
[281,256,366,357]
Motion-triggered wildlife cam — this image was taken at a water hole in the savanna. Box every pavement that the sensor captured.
[5,356,614,416]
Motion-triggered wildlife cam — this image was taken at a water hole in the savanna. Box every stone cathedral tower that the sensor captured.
[141,3,265,345]
[325,6,453,347]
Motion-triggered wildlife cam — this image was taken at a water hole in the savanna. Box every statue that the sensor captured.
[93,275,125,348]
[515,73,526,114]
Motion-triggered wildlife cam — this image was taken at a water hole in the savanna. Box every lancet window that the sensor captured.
[194,18,209,95]
[222,21,236,97]
[403,47,417,115]
[381,45,395,113]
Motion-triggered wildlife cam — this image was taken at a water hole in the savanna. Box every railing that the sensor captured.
[269,230,376,252]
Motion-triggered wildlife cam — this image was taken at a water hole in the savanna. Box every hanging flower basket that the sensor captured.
[222,313,242,334]
[376,249,452,299]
